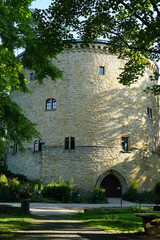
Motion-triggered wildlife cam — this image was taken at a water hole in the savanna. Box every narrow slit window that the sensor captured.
[46,99,51,110]
[12,144,17,155]
[34,140,38,151]
[99,66,104,75]
[52,99,57,110]
[122,137,128,151]
[30,73,34,80]
[65,137,69,149]
[71,137,75,149]
[147,107,152,119]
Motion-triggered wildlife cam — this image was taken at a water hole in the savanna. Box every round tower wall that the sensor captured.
[7,43,160,195]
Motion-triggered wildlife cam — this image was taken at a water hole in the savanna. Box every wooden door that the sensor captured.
[100,174,121,197]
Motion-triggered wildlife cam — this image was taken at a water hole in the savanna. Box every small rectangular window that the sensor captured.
[71,137,75,149]
[65,137,75,150]
[122,137,128,151]
[99,66,104,75]
[65,137,69,149]
[30,73,34,80]
[34,140,42,151]
[34,140,38,151]
[147,107,152,119]
[12,144,17,155]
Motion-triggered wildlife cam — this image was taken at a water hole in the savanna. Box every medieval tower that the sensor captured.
[6,41,160,197]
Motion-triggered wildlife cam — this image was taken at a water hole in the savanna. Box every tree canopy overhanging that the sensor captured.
[0,0,72,156]
[49,0,160,94]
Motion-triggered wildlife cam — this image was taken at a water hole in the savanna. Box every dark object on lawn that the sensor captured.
[136,214,160,236]
[21,200,30,215]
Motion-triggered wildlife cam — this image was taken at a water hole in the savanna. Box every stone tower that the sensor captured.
[6,41,160,197]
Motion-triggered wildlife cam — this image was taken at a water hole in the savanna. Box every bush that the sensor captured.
[123,186,156,203]
[0,174,8,186]
[90,188,108,203]
[41,178,75,202]
[129,204,146,213]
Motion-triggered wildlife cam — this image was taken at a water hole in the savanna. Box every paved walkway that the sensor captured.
[1,198,154,215]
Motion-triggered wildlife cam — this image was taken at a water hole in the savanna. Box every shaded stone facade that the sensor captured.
[6,42,160,197]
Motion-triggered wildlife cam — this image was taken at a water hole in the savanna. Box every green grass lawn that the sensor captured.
[72,207,158,233]
[0,207,159,239]
[0,214,33,240]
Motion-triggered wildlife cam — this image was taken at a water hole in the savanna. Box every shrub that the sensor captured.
[90,188,108,203]
[0,174,8,186]
[123,187,138,202]
[41,178,75,202]
[123,187,156,203]
[129,204,146,213]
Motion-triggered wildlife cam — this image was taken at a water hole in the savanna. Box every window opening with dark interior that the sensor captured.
[122,137,128,151]
[34,140,42,151]
[99,66,104,75]
[147,107,152,119]
[46,98,57,110]
[12,144,17,155]
[65,137,75,149]
[30,73,34,80]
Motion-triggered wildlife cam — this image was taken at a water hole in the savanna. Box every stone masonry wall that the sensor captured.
[6,43,160,195]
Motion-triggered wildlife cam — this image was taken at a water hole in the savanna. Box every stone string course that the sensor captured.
[6,43,160,196]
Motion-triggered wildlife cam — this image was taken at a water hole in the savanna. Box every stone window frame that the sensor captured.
[46,98,57,111]
[121,137,129,152]
[99,66,105,75]
[64,137,75,150]
[34,140,42,152]
[147,107,152,119]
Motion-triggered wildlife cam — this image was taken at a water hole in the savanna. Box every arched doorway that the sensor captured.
[100,174,121,197]
[96,169,128,198]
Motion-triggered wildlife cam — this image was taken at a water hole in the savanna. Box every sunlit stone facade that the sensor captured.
[6,41,160,197]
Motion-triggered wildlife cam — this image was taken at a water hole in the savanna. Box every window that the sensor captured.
[46,98,57,110]
[34,140,42,151]
[65,137,69,149]
[147,107,152,119]
[121,137,128,151]
[65,137,75,150]
[30,73,34,80]
[12,144,17,155]
[99,66,104,75]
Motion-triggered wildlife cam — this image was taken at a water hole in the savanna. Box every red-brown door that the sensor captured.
[100,174,121,197]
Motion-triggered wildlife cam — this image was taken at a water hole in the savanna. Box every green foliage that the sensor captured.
[129,204,146,213]
[0,0,73,152]
[42,178,75,202]
[90,188,108,203]
[0,174,8,186]
[123,186,156,203]
[0,167,28,183]
[0,174,39,202]
[51,0,160,94]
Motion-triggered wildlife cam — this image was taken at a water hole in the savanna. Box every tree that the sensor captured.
[0,0,72,154]
[49,0,160,94]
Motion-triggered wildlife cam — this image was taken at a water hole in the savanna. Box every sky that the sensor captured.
[31,0,52,9]
[30,0,160,73]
